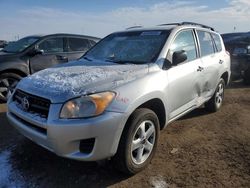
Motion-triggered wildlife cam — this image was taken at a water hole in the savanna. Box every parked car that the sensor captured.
[0,34,100,102]
[7,22,230,174]
[222,32,250,84]
[0,40,8,51]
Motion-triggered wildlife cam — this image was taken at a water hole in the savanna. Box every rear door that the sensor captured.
[29,37,68,73]
[66,37,94,61]
[196,30,221,98]
[167,29,203,118]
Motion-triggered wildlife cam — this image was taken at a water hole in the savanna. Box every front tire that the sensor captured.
[113,108,160,174]
[0,73,22,102]
[205,78,225,112]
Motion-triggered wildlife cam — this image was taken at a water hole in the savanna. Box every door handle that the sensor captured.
[219,60,224,64]
[197,66,204,72]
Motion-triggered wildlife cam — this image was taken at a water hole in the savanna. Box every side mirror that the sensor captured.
[172,50,187,65]
[28,48,44,56]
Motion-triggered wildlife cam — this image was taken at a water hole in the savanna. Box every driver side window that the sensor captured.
[169,30,197,62]
[38,38,64,53]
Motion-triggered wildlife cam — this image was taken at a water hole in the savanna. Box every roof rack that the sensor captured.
[126,26,143,30]
[157,23,181,26]
[158,22,215,31]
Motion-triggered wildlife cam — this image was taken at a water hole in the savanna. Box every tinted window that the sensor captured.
[170,30,197,62]
[212,34,222,52]
[68,38,90,52]
[38,38,64,53]
[197,31,214,57]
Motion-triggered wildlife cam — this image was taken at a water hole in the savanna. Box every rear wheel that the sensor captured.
[205,78,225,112]
[113,108,160,174]
[0,73,22,102]
[243,67,250,85]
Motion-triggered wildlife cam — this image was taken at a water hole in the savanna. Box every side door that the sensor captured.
[66,37,93,61]
[196,30,220,98]
[29,37,68,73]
[167,29,203,119]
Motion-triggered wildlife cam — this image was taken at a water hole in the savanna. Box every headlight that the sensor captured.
[60,92,115,119]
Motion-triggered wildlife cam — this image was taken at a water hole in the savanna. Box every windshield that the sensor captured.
[3,36,40,53]
[84,30,170,64]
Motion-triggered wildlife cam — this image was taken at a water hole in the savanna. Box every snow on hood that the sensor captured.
[17,60,149,103]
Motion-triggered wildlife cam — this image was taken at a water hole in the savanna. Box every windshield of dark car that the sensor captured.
[3,37,40,53]
[84,30,170,64]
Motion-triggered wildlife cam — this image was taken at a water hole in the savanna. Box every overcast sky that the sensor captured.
[0,0,249,40]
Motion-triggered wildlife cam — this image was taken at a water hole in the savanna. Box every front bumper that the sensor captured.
[7,101,127,161]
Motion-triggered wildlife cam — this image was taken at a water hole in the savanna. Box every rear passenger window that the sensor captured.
[170,30,197,62]
[38,38,64,53]
[68,38,90,52]
[212,34,222,52]
[197,31,214,57]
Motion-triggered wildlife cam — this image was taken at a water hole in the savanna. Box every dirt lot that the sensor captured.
[0,81,250,188]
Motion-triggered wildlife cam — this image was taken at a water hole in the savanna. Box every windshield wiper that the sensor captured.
[105,59,146,65]
[83,56,93,61]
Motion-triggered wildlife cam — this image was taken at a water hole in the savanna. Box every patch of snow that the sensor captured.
[10,101,47,123]
[0,150,25,188]
[150,176,169,188]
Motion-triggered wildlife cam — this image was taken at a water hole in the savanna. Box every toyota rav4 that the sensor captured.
[7,22,230,174]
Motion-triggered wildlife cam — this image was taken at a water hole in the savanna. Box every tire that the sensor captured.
[205,78,225,112]
[243,67,250,85]
[112,108,160,175]
[0,73,22,102]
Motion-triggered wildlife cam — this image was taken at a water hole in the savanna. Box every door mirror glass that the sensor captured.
[172,50,187,65]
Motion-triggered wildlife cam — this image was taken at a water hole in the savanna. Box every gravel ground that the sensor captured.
[0,81,249,188]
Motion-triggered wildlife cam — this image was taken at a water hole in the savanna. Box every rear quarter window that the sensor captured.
[197,31,215,57]
[212,34,223,52]
[68,38,90,52]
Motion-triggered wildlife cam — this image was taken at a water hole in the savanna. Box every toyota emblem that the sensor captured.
[21,97,30,111]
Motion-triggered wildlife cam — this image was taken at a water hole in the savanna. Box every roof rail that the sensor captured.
[181,22,215,31]
[126,26,143,30]
[157,22,215,31]
[157,23,181,26]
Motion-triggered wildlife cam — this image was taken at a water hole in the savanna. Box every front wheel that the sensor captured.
[113,108,160,174]
[205,78,225,112]
[0,73,22,102]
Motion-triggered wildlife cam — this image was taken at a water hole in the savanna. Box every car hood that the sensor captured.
[17,60,149,103]
[0,51,19,62]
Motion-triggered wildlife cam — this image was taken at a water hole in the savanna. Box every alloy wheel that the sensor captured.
[131,120,156,165]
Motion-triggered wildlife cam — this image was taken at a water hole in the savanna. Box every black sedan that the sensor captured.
[0,33,100,102]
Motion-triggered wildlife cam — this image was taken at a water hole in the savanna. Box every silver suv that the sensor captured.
[7,22,230,174]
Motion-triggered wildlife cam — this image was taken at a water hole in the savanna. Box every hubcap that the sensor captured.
[215,83,224,107]
[131,120,156,165]
[0,78,19,101]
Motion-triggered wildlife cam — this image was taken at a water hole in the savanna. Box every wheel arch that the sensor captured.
[221,71,229,85]
[0,69,28,77]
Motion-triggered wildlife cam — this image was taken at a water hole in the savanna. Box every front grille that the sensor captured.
[13,89,51,118]
[11,112,47,135]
